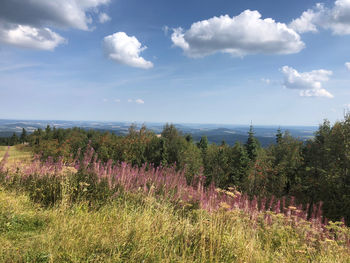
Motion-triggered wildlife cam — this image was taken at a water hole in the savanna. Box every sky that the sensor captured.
[0,0,350,126]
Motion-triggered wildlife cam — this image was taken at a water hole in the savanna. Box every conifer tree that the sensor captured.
[20,128,27,143]
[10,132,19,145]
[245,125,260,161]
[276,128,283,144]
[198,136,208,153]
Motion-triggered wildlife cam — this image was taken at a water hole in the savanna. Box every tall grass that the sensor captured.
[0,146,350,262]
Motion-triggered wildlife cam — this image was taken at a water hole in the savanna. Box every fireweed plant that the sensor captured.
[0,146,349,248]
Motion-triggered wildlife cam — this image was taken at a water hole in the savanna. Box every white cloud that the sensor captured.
[345,62,350,71]
[114,99,121,103]
[128,99,133,103]
[103,32,154,69]
[0,24,66,51]
[171,10,305,58]
[99,13,111,24]
[0,0,110,30]
[281,66,333,98]
[291,0,350,35]
[0,0,110,50]
[289,5,321,33]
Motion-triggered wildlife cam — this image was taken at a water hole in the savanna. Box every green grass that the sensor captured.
[0,187,349,263]
[1,146,350,262]
[0,145,32,164]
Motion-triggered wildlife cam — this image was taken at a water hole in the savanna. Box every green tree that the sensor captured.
[245,125,260,161]
[161,124,185,167]
[10,132,19,145]
[198,136,208,153]
[227,142,250,188]
[20,128,27,143]
[276,128,283,144]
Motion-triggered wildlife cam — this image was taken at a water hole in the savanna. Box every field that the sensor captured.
[1,187,350,263]
[0,145,32,164]
[0,146,350,262]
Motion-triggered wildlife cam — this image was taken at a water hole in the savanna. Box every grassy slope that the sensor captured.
[1,187,350,263]
[0,145,32,164]
[1,146,350,262]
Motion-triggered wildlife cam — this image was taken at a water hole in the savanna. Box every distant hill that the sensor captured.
[191,128,275,147]
[0,119,317,146]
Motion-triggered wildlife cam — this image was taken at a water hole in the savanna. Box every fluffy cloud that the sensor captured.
[346,62,350,71]
[281,66,333,98]
[103,32,153,69]
[0,24,65,51]
[289,5,321,33]
[171,10,304,58]
[0,0,110,30]
[0,0,110,50]
[290,0,350,35]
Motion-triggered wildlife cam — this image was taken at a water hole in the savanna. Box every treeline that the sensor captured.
[4,116,350,224]
[0,128,28,146]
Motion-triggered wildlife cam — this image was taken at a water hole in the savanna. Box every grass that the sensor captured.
[0,145,32,165]
[0,187,349,263]
[1,145,350,262]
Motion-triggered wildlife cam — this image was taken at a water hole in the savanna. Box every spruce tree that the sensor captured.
[10,132,19,145]
[20,128,27,143]
[245,125,259,161]
[276,128,283,144]
[198,136,208,153]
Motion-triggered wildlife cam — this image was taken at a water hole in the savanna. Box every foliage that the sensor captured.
[1,115,350,225]
[0,148,350,262]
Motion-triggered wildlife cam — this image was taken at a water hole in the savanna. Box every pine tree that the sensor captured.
[20,128,27,144]
[276,128,283,144]
[10,132,19,145]
[245,125,260,161]
[198,136,208,153]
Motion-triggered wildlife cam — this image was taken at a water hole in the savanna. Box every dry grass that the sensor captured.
[0,187,349,263]
[0,145,32,165]
[1,146,350,262]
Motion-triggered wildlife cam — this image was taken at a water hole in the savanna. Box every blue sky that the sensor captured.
[0,0,350,125]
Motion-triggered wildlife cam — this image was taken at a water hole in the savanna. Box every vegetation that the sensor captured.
[0,146,350,262]
[0,145,32,164]
[1,115,350,262]
[13,114,350,225]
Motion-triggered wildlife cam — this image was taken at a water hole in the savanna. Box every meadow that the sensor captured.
[0,145,32,164]
[0,146,350,262]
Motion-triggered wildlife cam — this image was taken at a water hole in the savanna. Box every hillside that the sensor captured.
[0,146,349,262]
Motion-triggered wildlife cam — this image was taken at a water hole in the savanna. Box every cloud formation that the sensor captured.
[290,0,350,35]
[0,24,65,51]
[171,10,304,58]
[103,32,153,69]
[0,0,110,50]
[281,66,333,98]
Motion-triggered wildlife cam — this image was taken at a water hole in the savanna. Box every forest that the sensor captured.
[2,115,349,225]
